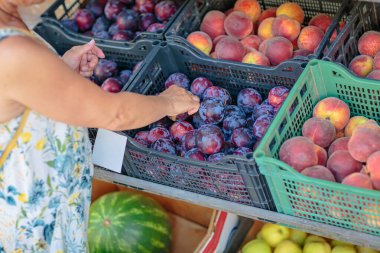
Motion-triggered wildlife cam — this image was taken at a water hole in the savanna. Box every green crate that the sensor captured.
[254,59,380,236]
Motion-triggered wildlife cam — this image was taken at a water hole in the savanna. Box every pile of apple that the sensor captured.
[348,31,380,80]
[90,59,142,92]
[242,223,379,253]
[278,97,380,191]
[133,73,290,162]
[60,0,179,41]
[185,0,344,66]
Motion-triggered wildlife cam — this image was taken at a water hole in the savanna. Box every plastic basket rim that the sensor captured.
[254,58,380,199]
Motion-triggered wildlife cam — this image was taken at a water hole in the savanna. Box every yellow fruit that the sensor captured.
[242,239,271,253]
[332,245,356,253]
[261,224,290,247]
[289,228,307,246]
[304,235,327,245]
[304,242,331,253]
[274,240,302,253]
[357,246,380,253]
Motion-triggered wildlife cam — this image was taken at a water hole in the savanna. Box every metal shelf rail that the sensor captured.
[94,166,380,250]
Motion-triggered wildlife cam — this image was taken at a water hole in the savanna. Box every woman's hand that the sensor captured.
[158,85,200,116]
[62,40,105,77]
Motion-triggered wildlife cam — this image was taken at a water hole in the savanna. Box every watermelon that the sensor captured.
[88,191,172,253]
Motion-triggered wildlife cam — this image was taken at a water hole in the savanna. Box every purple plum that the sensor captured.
[231,128,255,148]
[108,23,120,37]
[237,88,262,113]
[196,125,224,155]
[94,59,118,83]
[86,1,104,17]
[146,23,165,33]
[154,0,177,21]
[104,0,125,20]
[112,30,134,41]
[208,153,226,162]
[252,103,274,121]
[149,117,172,129]
[184,148,206,161]
[151,138,176,155]
[135,0,155,13]
[147,127,171,144]
[117,9,139,31]
[139,13,156,31]
[223,115,247,135]
[190,77,213,97]
[75,9,95,32]
[223,105,246,118]
[203,86,231,105]
[101,77,122,93]
[94,30,111,39]
[92,17,110,33]
[233,147,252,156]
[180,130,197,151]
[61,19,79,32]
[169,121,194,142]
[165,73,190,90]
[252,115,273,140]
[199,99,225,124]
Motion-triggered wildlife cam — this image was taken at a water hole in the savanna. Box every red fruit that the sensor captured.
[181,130,197,151]
[146,23,165,33]
[116,10,139,31]
[184,148,206,161]
[165,73,190,90]
[75,9,95,32]
[231,128,255,148]
[155,0,177,22]
[94,59,118,83]
[148,127,171,144]
[190,77,213,97]
[101,77,122,93]
[104,0,125,20]
[237,88,262,113]
[135,0,155,13]
[327,150,363,182]
[268,86,289,108]
[196,125,224,155]
[301,165,336,182]
[309,14,333,33]
[199,99,225,124]
[169,121,194,142]
[152,138,176,155]
[252,115,273,140]
[203,86,231,105]
[342,172,374,190]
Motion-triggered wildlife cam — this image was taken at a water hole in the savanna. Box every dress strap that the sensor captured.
[0,27,33,42]
[0,109,30,167]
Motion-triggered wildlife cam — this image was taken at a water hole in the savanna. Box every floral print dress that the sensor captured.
[0,28,93,252]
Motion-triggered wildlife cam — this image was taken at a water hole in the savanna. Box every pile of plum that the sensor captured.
[134,73,290,162]
[61,0,179,41]
[90,59,142,92]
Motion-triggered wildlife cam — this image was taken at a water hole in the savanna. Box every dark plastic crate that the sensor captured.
[324,1,380,76]
[110,42,308,210]
[166,0,350,64]
[34,0,187,46]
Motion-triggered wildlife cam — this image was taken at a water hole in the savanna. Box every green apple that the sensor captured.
[357,246,380,253]
[304,235,327,245]
[289,229,307,246]
[242,239,271,253]
[261,224,290,247]
[304,242,331,253]
[332,246,356,253]
[331,240,353,247]
[274,240,302,253]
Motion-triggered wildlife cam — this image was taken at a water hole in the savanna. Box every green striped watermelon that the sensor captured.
[88,191,172,253]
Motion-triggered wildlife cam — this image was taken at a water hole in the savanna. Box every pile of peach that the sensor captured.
[279,97,380,191]
[349,31,380,80]
[185,0,343,66]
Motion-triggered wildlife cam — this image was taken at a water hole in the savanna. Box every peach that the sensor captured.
[210,52,217,59]
[309,14,333,33]
[259,38,269,53]
[367,151,380,190]
[224,11,253,40]
[279,136,318,172]
[348,125,380,162]
[234,0,261,22]
[276,2,305,24]
[242,50,270,66]
[358,31,380,57]
[272,15,301,41]
[342,172,374,190]
[301,165,336,182]
[215,36,246,62]
[344,116,369,137]
[212,34,228,50]
[258,17,275,40]
[349,55,374,77]
[328,137,349,157]
[200,10,226,40]
[374,52,380,69]
[187,31,213,55]
[315,144,328,166]
[263,36,293,66]
[302,117,336,148]
[313,97,350,131]
[367,70,380,80]
[293,49,312,58]
[327,150,363,182]
[241,35,262,51]
[258,7,276,24]
[297,26,324,52]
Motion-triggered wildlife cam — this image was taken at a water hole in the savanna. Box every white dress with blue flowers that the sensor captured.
[0,28,93,252]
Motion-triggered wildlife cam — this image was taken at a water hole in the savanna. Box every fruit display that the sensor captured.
[88,191,172,253]
[278,97,380,191]
[242,223,379,253]
[185,0,344,66]
[60,0,180,41]
[347,31,380,80]
[133,72,289,162]
[90,59,142,92]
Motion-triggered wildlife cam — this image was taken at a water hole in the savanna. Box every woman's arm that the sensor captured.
[0,36,199,131]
